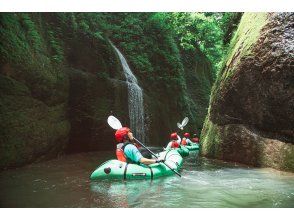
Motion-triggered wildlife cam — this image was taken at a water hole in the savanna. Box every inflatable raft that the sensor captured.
[185,143,200,151]
[90,149,183,180]
[177,146,189,157]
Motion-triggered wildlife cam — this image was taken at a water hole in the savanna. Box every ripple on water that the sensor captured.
[0,150,293,207]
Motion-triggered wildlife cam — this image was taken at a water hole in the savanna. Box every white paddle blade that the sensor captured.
[107,115,123,130]
[181,117,189,127]
[177,122,183,130]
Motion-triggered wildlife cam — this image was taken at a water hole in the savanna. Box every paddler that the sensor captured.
[115,127,163,165]
[164,132,181,151]
[181,132,193,146]
[192,133,200,143]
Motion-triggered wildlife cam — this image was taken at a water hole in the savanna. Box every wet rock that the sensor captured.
[201,13,294,172]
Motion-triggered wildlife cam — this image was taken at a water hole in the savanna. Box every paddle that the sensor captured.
[107,115,123,130]
[173,117,189,143]
[107,115,181,177]
[177,117,189,131]
[133,137,181,177]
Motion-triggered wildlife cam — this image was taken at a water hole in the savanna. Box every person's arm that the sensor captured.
[139,157,157,165]
[176,135,181,144]
[165,142,172,151]
[125,145,160,165]
[125,144,164,165]
[140,157,165,165]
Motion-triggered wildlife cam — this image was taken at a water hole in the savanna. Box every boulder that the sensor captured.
[201,13,294,172]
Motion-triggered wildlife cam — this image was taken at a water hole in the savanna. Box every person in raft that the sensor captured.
[164,132,181,151]
[115,127,163,165]
[181,133,193,146]
[192,133,200,143]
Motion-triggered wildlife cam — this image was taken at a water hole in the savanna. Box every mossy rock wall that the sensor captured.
[0,14,71,168]
[141,48,213,146]
[65,31,129,152]
[181,48,214,134]
[0,13,214,168]
[201,13,294,172]
[0,13,128,168]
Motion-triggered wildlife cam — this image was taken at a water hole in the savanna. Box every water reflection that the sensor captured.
[89,154,294,208]
[0,150,293,207]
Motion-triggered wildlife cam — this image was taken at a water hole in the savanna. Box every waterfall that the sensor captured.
[111,43,145,142]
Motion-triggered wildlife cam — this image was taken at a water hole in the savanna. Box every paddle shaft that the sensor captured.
[176,128,183,134]
[106,115,181,177]
[133,137,181,177]
[176,125,186,134]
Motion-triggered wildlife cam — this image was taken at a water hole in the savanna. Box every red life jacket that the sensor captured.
[171,141,180,148]
[192,137,199,143]
[181,138,187,146]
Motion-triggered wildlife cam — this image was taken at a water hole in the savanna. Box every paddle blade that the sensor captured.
[177,122,183,130]
[107,115,123,130]
[181,117,189,127]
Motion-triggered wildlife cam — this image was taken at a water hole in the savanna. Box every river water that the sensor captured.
[0,149,293,208]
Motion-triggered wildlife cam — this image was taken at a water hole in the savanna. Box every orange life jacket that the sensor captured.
[171,140,180,148]
[116,149,127,162]
[181,138,187,146]
[116,142,139,162]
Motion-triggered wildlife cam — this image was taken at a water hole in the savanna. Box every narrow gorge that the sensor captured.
[0,13,213,168]
[1,12,294,209]
[0,12,293,173]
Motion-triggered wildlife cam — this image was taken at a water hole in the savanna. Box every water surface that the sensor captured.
[0,149,293,207]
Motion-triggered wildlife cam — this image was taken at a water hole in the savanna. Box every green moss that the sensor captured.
[223,13,268,79]
[0,14,30,65]
[0,12,217,166]
[202,13,269,160]
[19,13,43,52]
[0,13,70,167]
[209,13,269,110]
[200,115,222,157]
[0,87,70,168]
[282,145,294,172]
[181,48,214,130]
[48,30,64,63]
[1,13,69,106]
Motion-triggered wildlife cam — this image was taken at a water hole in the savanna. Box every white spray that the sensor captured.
[111,43,145,142]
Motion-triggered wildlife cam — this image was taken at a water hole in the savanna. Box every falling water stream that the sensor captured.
[111,43,145,142]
